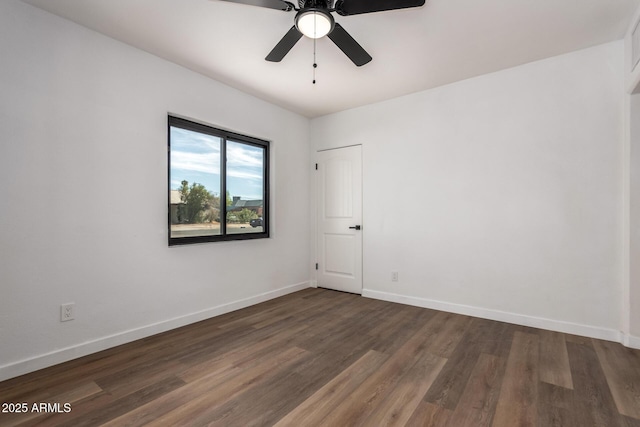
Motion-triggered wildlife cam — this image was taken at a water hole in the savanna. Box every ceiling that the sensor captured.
[21,0,640,118]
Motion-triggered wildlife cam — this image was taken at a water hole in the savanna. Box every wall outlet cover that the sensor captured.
[60,303,75,322]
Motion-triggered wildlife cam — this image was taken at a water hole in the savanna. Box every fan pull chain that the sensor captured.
[313,37,317,84]
[313,12,317,84]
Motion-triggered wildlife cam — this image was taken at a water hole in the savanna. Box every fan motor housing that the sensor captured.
[299,0,331,9]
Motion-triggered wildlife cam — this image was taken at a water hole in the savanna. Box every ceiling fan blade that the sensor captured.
[335,0,425,16]
[265,26,303,62]
[215,0,294,12]
[327,23,372,66]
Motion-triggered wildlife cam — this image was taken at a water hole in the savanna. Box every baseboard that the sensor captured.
[362,289,623,344]
[0,281,311,382]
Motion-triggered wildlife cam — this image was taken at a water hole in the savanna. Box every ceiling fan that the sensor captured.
[216,0,426,66]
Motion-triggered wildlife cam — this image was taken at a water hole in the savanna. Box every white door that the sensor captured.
[316,145,362,294]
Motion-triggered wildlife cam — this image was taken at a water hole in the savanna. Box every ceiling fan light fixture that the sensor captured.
[295,9,334,39]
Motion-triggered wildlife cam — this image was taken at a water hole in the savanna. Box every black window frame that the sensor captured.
[168,115,270,246]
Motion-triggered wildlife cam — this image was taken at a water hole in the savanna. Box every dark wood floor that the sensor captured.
[1,288,640,426]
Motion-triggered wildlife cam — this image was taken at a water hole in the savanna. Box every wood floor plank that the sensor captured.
[95,359,187,398]
[288,299,369,350]
[405,401,452,427]
[203,324,382,426]
[149,346,309,426]
[362,351,447,426]
[274,350,389,426]
[217,294,322,330]
[564,333,592,345]
[420,311,471,358]
[446,353,506,427]
[539,329,573,389]
[567,341,622,427]
[293,302,387,354]
[178,323,309,382]
[100,364,242,427]
[317,319,448,426]
[468,318,514,359]
[537,381,576,427]
[369,305,437,356]
[366,307,415,344]
[422,340,481,410]
[592,339,640,419]
[175,316,305,366]
[422,318,513,411]
[622,414,640,427]
[492,331,540,427]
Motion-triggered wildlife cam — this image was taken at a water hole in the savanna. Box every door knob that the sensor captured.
[349,225,361,230]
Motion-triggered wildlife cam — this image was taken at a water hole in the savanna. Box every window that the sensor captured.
[168,116,269,245]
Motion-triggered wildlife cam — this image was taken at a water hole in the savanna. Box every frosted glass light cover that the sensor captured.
[297,11,332,39]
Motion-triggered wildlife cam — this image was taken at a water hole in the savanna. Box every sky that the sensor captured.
[170,127,264,200]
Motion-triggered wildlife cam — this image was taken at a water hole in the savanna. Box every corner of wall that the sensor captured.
[363,289,624,344]
[623,333,640,349]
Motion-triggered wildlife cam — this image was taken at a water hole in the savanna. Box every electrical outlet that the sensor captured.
[392,271,399,282]
[60,303,75,322]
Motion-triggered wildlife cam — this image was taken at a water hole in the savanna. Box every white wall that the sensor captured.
[630,93,640,341]
[624,3,640,347]
[0,0,310,381]
[311,41,625,340]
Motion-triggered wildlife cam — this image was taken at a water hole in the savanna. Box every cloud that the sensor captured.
[227,141,263,169]
[171,150,220,174]
[227,169,262,180]
[171,128,221,153]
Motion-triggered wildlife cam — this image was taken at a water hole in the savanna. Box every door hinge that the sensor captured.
[315,263,318,270]
[315,163,318,170]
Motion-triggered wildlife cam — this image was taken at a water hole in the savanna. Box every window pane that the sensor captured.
[226,140,265,235]
[169,126,222,238]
